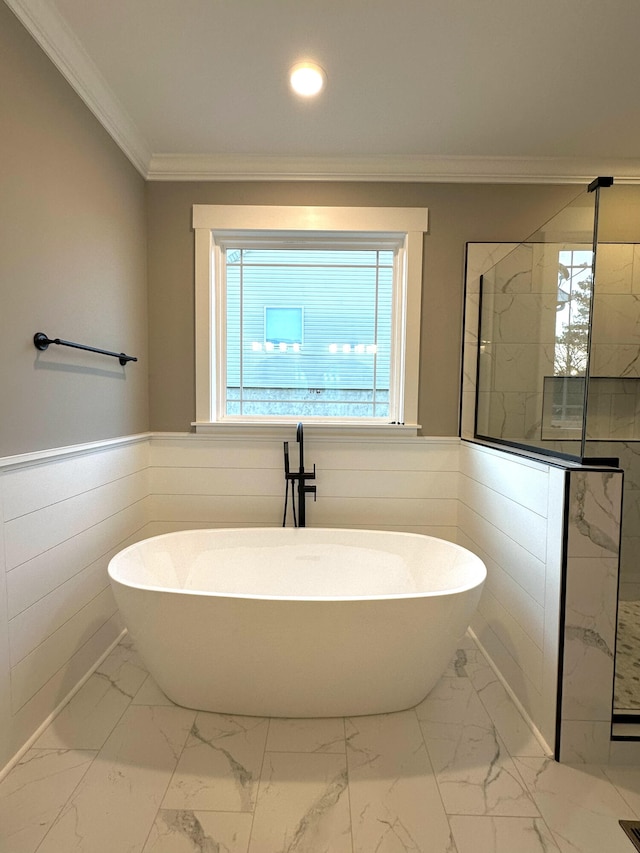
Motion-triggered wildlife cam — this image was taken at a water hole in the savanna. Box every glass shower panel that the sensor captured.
[587,184,640,716]
[476,189,598,458]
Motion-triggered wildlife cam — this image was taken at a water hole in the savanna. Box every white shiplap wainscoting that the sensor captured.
[458,441,566,755]
[147,432,460,539]
[0,429,626,775]
[0,435,150,773]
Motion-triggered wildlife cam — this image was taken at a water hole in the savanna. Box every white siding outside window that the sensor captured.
[225,246,393,418]
[192,205,428,432]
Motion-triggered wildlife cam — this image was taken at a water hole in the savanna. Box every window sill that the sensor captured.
[192,421,421,440]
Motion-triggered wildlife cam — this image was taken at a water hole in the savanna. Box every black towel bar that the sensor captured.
[34,332,137,366]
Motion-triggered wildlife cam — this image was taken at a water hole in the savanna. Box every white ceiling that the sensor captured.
[7,0,640,182]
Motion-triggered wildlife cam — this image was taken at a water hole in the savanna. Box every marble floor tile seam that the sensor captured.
[512,757,640,853]
[34,705,198,853]
[33,649,148,752]
[407,704,460,846]
[415,677,542,818]
[343,753,357,853]
[440,647,550,759]
[448,815,562,853]
[0,746,101,853]
[601,765,640,820]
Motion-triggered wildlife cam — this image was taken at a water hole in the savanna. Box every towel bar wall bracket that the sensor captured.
[33,332,137,366]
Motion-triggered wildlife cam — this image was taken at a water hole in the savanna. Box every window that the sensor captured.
[193,205,428,429]
[264,307,303,346]
[554,247,594,378]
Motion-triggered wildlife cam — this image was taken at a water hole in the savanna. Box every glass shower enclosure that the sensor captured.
[472,177,640,720]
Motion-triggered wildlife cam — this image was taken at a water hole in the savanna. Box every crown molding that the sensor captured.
[147,153,640,184]
[6,0,640,186]
[5,0,151,176]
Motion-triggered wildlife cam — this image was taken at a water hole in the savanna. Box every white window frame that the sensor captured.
[193,205,428,432]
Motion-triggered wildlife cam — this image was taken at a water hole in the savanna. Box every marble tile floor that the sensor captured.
[3,634,640,853]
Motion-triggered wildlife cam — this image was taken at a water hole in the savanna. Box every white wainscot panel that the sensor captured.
[11,587,119,713]
[4,470,148,570]
[476,586,544,691]
[9,527,144,668]
[150,437,285,470]
[317,469,458,501]
[460,443,550,516]
[310,440,460,473]
[6,502,148,618]
[150,435,460,474]
[9,613,123,764]
[460,476,547,563]
[149,466,284,497]
[458,503,546,605]
[457,530,544,649]
[309,497,458,529]
[1,441,148,521]
[149,494,283,526]
[470,610,544,732]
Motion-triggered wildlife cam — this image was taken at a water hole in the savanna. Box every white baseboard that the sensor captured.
[468,627,553,758]
[0,629,127,782]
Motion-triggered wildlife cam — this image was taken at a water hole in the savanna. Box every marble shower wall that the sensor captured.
[462,243,519,441]
[467,242,640,448]
[463,241,575,451]
[585,441,640,600]
[588,244,640,596]
[475,242,585,448]
[591,243,640,389]
[559,468,623,763]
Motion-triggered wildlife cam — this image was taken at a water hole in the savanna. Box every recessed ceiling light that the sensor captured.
[289,62,326,97]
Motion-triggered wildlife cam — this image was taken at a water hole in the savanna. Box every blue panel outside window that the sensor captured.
[265,307,303,344]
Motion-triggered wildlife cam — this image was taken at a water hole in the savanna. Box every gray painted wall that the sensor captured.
[146,181,582,435]
[5,0,637,448]
[0,1,149,457]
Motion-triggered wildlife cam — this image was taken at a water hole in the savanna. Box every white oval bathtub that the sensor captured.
[107,528,486,717]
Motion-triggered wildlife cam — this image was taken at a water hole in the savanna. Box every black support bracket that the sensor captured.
[587,176,614,193]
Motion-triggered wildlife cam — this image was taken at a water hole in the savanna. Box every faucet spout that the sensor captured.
[296,422,304,472]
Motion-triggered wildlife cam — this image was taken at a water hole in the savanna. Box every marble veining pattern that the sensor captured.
[415,678,540,817]
[559,469,623,763]
[4,633,640,853]
[568,471,621,558]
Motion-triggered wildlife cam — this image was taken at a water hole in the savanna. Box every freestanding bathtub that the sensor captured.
[108,528,486,717]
